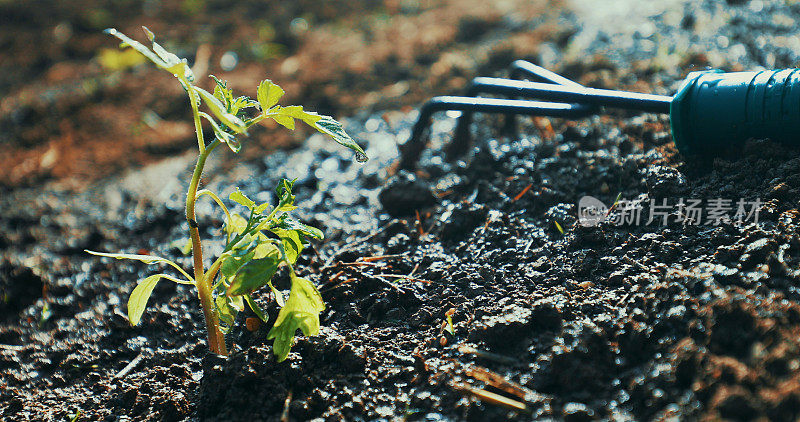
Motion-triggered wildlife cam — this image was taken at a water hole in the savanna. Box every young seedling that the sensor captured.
[87,27,367,360]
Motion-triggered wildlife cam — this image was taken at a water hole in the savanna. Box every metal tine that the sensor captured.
[400,62,594,169]
[464,77,672,113]
[507,60,585,88]
[451,60,593,155]
[401,60,676,169]
[399,96,592,169]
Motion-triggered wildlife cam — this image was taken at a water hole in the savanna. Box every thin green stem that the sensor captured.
[186,84,206,154]
[185,95,227,356]
[196,189,232,225]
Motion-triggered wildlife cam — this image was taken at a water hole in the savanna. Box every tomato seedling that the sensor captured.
[88,27,366,360]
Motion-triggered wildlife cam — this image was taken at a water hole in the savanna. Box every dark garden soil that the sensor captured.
[4,0,800,421]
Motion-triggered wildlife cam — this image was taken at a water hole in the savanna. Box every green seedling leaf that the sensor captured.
[104,27,194,82]
[253,238,280,259]
[225,213,248,237]
[271,114,295,130]
[227,254,281,296]
[257,79,285,111]
[39,303,53,328]
[198,111,240,152]
[275,179,297,212]
[269,281,285,307]
[211,75,234,109]
[445,310,455,336]
[265,105,312,131]
[277,217,324,240]
[255,202,271,214]
[214,292,244,334]
[273,229,303,264]
[85,250,194,284]
[141,26,156,41]
[105,28,168,69]
[211,77,260,116]
[262,104,366,162]
[99,28,366,358]
[230,188,256,210]
[128,274,161,326]
[267,274,325,362]
[215,294,237,332]
[232,97,259,115]
[230,293,244,312]
[195,87,247,134]
[313,115,367,162]
[220,248,256,279]
[268,105,319,123]
[170,238,193,255]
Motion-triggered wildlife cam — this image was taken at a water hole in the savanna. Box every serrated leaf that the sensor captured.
[313,115,367,162]
[270,105,303,116]
[232,97,259,114]
[297,111,323,126]
[227,255,281,296]
[128,274,161,326]
[210,75,233,108]
[195,87,247,134]
[268,105,317,130]
[267,274,325,362]
[230,188,255,210]
[257,79,285,111]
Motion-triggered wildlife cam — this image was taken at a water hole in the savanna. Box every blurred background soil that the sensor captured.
[0,0,553,189]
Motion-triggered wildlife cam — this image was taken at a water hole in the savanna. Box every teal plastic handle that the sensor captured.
[670,69,800,155]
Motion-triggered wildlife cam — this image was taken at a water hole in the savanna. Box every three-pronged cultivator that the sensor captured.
[401,60,800,168]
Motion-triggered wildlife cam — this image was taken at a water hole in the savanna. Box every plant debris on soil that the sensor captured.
[4,0,800,420]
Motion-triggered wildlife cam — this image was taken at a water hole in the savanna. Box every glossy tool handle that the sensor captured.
[670,69,800,155]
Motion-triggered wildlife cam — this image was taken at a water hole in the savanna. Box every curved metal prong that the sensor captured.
[452,61,591,158]
[508,60,585,88]
[399,96,594,169]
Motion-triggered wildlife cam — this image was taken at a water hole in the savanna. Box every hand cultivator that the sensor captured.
[400,60,800,168]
